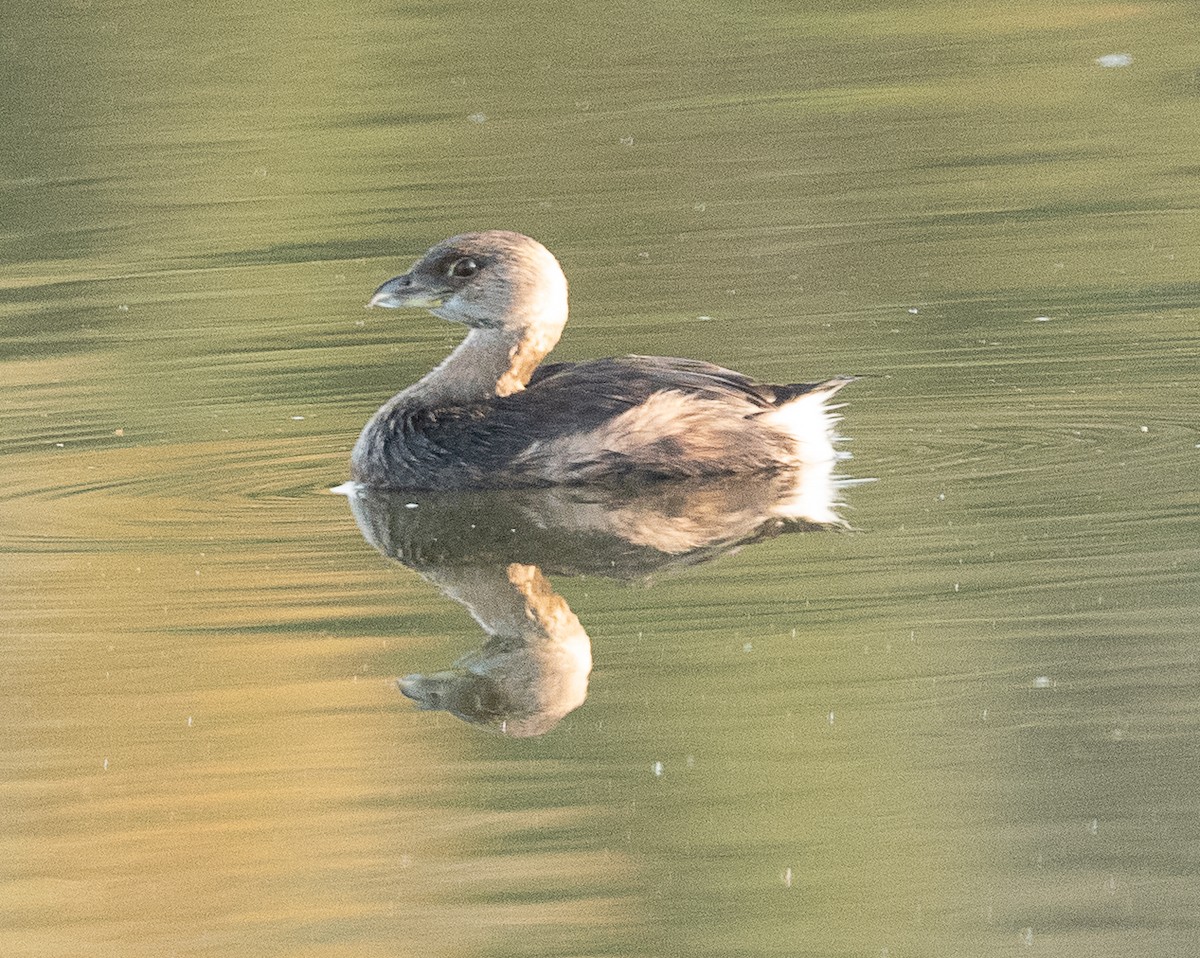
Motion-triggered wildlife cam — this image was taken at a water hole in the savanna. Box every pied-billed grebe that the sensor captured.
[351,230,852,489]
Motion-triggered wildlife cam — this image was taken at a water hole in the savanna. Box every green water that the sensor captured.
[3,1,1198,956]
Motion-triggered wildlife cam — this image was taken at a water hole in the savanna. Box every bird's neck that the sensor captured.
[402,320,563,408]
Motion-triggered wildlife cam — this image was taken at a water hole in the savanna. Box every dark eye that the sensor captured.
[448,257,480,279]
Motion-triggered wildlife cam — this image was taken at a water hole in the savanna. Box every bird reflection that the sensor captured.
[339,461,853,737]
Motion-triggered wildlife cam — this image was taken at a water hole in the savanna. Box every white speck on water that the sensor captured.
[937,493,945,501]
[685,754,695,768]
[652,761,664,777]
[1033,675,1054,689]
[619,135,635,146]
[55,442,64,448]
[1019,927,1034,947]
[290,416,305,421]
[783,867,793,888]
[467,112,487,123]
[982,708,989,721]
[953,583,960,593]
[1139,425,1149,433]
[1096,53,1133,68]
[187,716,193,728]
[697,315,713,322]
[1088,818,1099,835]
[907,307,919,314]
[1033,316,1051,322]
[117,304,130,312]
[742,642,753,653]
[827,711,835,725]
[405,502,419,509]
[693,202,707,212]
[103,758,109,771]
[637,251,650,259]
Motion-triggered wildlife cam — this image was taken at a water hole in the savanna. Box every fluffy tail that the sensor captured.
[772,375,857,406]
[759,376,855,464]
[758,376,857,522]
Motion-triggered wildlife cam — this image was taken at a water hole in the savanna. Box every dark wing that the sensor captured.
[525,355,804,413]
[382,356,825,487]
[528,355,837,406]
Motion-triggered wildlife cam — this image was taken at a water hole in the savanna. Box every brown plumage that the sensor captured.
[350,230,852,490]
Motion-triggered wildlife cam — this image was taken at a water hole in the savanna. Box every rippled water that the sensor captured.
[3,1,1199,955]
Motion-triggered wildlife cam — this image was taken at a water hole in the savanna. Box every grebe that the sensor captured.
[350,230,852,489]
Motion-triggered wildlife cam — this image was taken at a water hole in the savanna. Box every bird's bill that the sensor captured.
[366,274,448,309]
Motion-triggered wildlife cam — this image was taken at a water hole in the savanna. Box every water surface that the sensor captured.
[3,1,1199,956]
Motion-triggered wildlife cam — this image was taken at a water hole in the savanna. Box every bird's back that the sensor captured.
[350,356,849,489]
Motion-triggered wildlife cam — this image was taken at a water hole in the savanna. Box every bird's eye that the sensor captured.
[448,257,480,279]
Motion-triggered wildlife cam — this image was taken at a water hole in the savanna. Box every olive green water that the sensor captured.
[3,1,1199,956]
